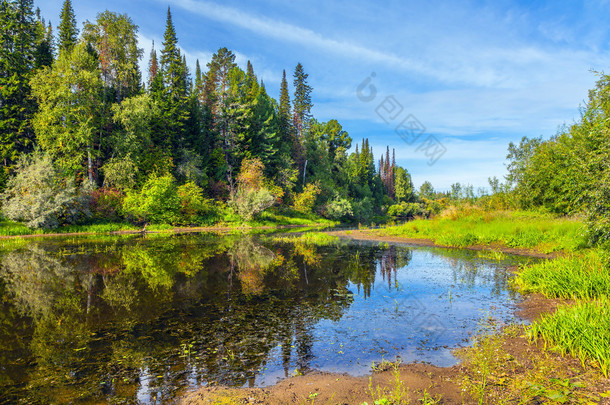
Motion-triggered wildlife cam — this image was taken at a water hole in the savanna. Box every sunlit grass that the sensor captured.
[530,299,610,377]
[373,209,586,253]
[272,232,339,246]
[515,250,610,299]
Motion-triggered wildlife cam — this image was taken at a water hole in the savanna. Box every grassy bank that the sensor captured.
[513,250,610,380]
[0,209,336,238]
[370,209,586,253]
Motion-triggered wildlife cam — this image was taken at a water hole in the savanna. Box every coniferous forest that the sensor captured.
[0,0,425,230]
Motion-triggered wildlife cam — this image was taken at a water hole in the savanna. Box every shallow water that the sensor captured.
[0,233,535,403]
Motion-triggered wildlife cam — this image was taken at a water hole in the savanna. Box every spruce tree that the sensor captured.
[278,69,296,158]
[0,0,37,178]
[33,7,53,68]
[58,0,77,55]
[158,7,189,157]
[292,62,312,141]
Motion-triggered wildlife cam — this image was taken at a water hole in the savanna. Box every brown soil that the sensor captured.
[179,364,464,404]
[327,229,559,259]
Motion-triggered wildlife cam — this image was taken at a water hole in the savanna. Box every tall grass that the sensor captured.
[515,251,610,299]
[374,209,586,253]
[272,232,339,246]
[530,299,610,377]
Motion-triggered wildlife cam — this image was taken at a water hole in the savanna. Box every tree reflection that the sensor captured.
[0,235,515,404]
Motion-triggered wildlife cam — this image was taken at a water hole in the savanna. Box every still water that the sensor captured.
[0,233,534,404]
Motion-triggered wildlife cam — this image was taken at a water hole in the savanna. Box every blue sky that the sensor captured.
[34,0,610,190]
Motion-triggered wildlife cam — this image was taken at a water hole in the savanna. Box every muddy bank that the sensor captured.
[179,364,463,404]
[327,229,559,259]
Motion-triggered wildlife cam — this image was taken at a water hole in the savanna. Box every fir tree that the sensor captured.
[278,69,297,162]
[158,7,189,156]
[58,0,77,55]
[0,0,38,177]
[292,62,312,141]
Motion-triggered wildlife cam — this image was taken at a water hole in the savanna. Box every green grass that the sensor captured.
[0,208,336,238]
[530,298,610,377]
[515,250,610,299]
[244,209,337,227]
[0,220,139,236]
[272,232,340,246]
[373,209,586,253]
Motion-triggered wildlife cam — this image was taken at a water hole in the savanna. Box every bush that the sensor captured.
[123,174,180,224]
[387,202,424,219]
[293,183,321,214]
[176,181,216,225]
[230,188,275,222]
[1,152,90,229]
[324,196,353,220]
[88,188,124,222]
[229,158,276,221]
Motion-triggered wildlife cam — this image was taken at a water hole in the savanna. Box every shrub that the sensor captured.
[325,196,353,220]
[88,188,124,222]
[229,158,276,221]
[230,188,275,221]
[293,183,321,214]
[123,174,180,224]
[387,202,424,219]
[1,152,90,229]
[176,182,216,224]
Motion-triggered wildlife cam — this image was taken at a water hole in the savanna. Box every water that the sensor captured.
[0,233,535,404]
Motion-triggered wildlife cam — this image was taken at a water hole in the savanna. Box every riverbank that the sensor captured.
[0,211,337,240]
[179,212,610,404]
[178,292,609,404]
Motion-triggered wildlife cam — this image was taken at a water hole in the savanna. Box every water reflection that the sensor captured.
[0,234,533,404]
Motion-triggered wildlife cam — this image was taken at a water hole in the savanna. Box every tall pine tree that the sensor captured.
[58,0,77,55]
[292,62,312,141]
[0,0,38,179]
[157,7,189,158]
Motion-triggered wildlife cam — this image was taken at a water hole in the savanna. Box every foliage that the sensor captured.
[229,158,275,221]
[176,181,215,224]
[293,182,320,214]
[1,152,90,229]
[387,202,424,220]
[324,195,353,220]
[88,187,124,223]
[122,174,180,224]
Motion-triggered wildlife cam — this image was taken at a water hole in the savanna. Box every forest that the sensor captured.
[0,0,431,230]
[2,0,610,246]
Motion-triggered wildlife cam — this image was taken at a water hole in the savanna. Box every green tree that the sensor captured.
[33,7,54,68]
[0,0,38,178]
[151,7,189,161]
[418,181,435,200]
[394,166,415,203]
[292,62,312,141]
[30,42,103,184]
[57,0,77,55]
[82,11,143,102]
